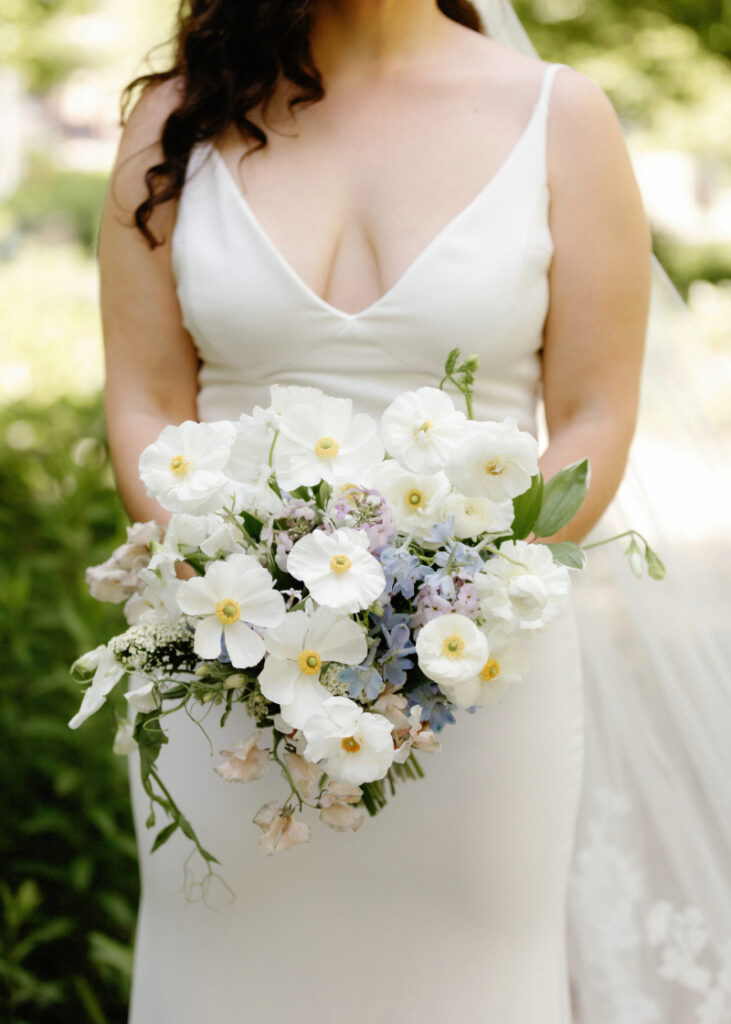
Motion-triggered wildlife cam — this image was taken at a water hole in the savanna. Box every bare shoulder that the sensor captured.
[108,75,185,225]
[547,65,632,181]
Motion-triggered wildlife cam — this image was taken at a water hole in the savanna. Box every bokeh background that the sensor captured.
[1,1,729,1020]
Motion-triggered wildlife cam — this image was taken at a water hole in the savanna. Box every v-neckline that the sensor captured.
[207,95,543,323]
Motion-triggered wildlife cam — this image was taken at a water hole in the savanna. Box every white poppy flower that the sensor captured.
[68,646,126,729]
[139,420,237,514]
[369,460,450,539]
[475,541,571,632]
[380,386,467,473]
[150,512,247,570]
[176,553,286,668]
[225,408,275,486]
[415,612,489,688]
[268,385,325,418]
[273,395,384,490]
[443,490,514,540]
[260,607,367,729]
[439,628,529,709]
[445,418,538,502]
[286,527,386,614]
[302,696,395,785]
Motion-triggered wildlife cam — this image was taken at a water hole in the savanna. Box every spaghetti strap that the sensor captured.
[536,62,567,113]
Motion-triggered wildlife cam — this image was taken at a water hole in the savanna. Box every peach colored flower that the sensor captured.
[86,521,162,603]
[392,704,441,763]
[214,733,270,782]
[253,802,311,854]
[318,782,366,833]
[281,750,323,798]
[372,684,411,730]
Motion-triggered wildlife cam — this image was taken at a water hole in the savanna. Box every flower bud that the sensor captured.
[645,547,666,581]
[225,673,246,689]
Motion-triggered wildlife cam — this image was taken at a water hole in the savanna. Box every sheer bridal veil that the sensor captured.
[471,2,731,1021]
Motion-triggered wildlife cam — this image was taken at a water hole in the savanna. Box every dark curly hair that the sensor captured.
[121,0,484,248]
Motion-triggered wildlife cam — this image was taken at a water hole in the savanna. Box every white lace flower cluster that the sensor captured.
[70,375,586,861]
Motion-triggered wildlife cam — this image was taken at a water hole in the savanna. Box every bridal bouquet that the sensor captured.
[69,351,664,866]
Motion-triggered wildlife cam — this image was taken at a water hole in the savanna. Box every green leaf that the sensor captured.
[444,347,461,376]
[510,473,544,540]
[542,541,587,570]
[534,459,590,538]
[134,712,167,789]
[150,822,178,853]
[240,510,262,542]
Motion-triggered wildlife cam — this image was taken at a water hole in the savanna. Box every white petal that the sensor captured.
[264,610,310,661]
[176,576,217,616]
[259,657,302,705]
[224,620,266,668]
[306,609,367,665]
[193,615,223,659]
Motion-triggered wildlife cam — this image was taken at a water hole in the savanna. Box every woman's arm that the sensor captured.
[99,76,199,530]
[538,67,652,543]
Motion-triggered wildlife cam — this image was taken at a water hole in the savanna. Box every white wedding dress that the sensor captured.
[126,62,587,1023]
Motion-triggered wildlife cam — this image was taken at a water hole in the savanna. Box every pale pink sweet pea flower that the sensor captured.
[86,520,163,603]
[215,733,270,782]
[318,781,365,832]
[281,750,322,798]
[253,802,311,854]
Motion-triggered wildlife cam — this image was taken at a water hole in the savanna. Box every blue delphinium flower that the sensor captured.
[406,681,456,732]
[372,601,411,631]
[422,515,456,547]
[340,665,384,702]
[428,542,484,600]
[378,622,416,688]
[377,545,428,600]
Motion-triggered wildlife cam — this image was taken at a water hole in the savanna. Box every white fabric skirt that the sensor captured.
[127,600,584,1024]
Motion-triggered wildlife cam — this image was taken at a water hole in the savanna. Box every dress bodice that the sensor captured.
[171,63,565,434]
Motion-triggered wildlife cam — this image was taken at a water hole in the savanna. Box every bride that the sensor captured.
[98,1,660,1021]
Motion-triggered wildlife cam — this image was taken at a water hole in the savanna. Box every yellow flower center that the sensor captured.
[341,735,361,753]
[406,488,425,508]
[416,420,433,434]
[441,634,465,659]
[315,436,340,459]
[481,658,501,681]
[485,458,505,476]
[329,554,352,574]
[215,598,241,625]
[169,454,189,475]
[297,649,322,675]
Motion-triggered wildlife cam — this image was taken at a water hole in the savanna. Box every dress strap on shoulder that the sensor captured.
[536,62,567,113]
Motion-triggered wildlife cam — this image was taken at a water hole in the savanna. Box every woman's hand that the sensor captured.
[175,560,200,581]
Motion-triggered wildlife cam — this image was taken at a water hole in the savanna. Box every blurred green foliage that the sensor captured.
[0,398,136,1023]
[4,155,107,256]
[1,0,96,93]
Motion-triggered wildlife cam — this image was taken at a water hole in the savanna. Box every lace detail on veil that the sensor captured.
[568,787,731,1024]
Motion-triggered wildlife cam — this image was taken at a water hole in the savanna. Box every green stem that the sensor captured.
[481,543,531,570]
[582,529,641,551]
[271,732,305,811]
